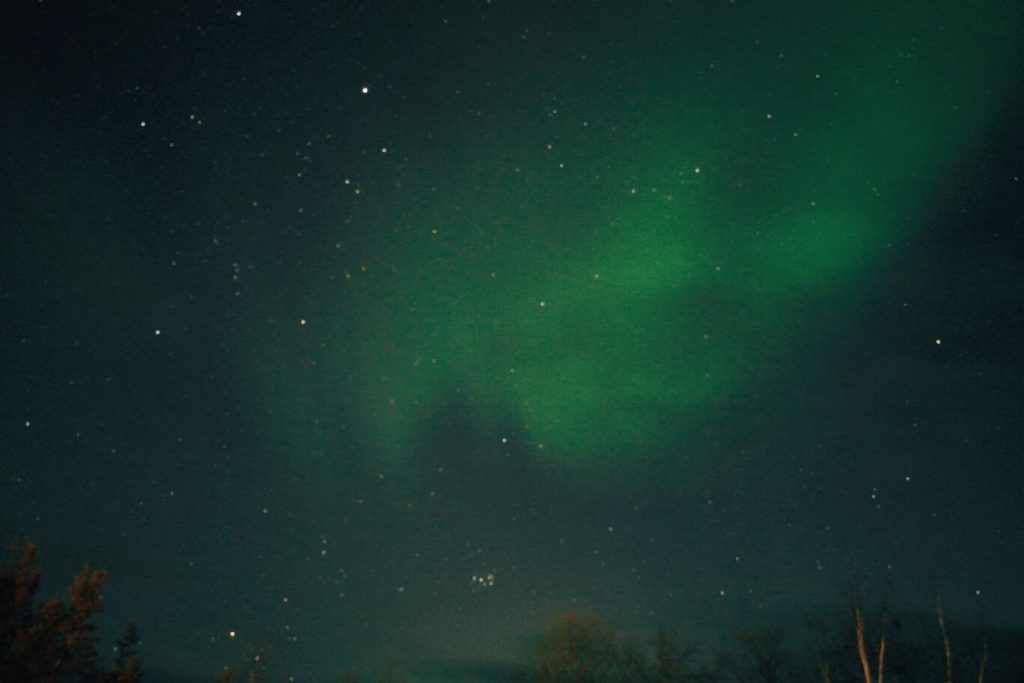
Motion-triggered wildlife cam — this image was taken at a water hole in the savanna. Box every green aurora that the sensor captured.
[242,1,1021,467]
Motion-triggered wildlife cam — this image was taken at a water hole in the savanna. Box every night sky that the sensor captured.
[2,1,1023,681]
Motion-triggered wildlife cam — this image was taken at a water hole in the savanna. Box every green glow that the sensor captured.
[243,0,1021,467]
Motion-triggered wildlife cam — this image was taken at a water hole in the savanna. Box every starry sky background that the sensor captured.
[2,1,1023,681]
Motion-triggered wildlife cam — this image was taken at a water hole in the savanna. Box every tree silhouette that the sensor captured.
[113,621,143,681]
[528,613,626,683]
[741,626,786,683]
[653,628,712,683]
[0,541,143,683]
[212,642,271,683]
[936,599,990,683]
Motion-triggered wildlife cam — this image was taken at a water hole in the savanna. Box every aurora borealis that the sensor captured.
[3,1,1023,681]
[238,0,1019,463]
